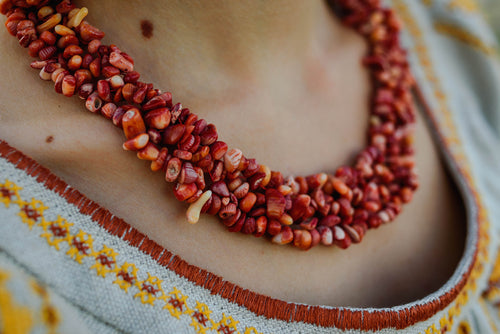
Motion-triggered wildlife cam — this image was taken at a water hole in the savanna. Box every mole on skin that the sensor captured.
[140,20,154,39]
[45,135,54,143]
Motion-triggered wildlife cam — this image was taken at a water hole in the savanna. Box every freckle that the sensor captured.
[140,20,153,39]
[45,135,54,143]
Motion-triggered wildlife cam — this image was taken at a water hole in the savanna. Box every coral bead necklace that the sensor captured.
[1,0,418,250]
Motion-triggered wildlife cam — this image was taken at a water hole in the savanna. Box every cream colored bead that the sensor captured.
[37,13,61,33]
[67,8,80,19]
[37,6,54,20]
[67,7,88,28]
[186,190,212,224]
[258,164,271,187]
[54,24,75,36]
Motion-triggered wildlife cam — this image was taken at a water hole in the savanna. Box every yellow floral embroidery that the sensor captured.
[134,273,164,306]
[18,198,48,229]
[0,272,34,334]
[40,216,73,250]
[113,262,138,292]
[189,302,215,334]
[214,314,239,334]
[90,245,118,277]
[0,177,265,333]
[162,287,189,319]
[66,230,95,264]
[0,179,22,208]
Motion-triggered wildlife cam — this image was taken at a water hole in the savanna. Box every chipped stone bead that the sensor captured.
[78,83,94,100]
[67,7,88,28]
[293,230,312,250]
[241,217,256,235]
[145,108,171,130]
[317,226,333,246]
[36,13,61,33]
[79,21,105,42]
[239,192,257,213]
[207,194,222,216]
[343,224,361,244]
[254,216,267,237]
[272,226,293,245]
[122,133,149,151]
[279,214,293,226]
[54,24,75,36]
[224,148,242,173]
[210,141,228,160]
[173,183,198,202]
[61,74,76,97]
[219,203,237,220]
[109,51,133,72]
[137,142,160,161]
[265,189,285,219]
[267,219,281,236]
[178,162,198,184]
[199,124,218,145]
[300,217,318,231]
[173,149,192,161]
[233,182,249,199]
[121,108,146,139]
[257,165,271,187]
[151,148,168,172]
[186,190,212,224]
[227,212,246,232]
[163,124,185,145]
[85,92,102,113]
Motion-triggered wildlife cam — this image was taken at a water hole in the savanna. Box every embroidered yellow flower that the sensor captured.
[66,230,94,264]
[243,327,263,334]
[0,179,22,208]
[90,245,118,277]
[161,287,189,319]
[18,198,48,229]
[134,273,164,305]
[113,262,138,292]
[40,216,73,250]
[189,302,214,334]
[214,313,239,334]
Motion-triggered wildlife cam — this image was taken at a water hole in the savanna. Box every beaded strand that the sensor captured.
[1,0,418,250]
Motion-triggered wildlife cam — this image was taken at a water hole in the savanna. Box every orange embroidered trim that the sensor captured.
[394,1,491,333]
[0,177,263,334]
[434,22,497,56]
[0,111,489,332]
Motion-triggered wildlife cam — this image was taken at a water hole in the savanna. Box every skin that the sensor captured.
[0,1,465,307]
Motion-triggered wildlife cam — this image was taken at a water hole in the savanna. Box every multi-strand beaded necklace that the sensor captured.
[1,0,418,250]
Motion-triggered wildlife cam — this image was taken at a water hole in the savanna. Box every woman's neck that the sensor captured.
[80,0,335,78]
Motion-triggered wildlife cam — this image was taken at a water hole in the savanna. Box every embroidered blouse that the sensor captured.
[1,1,500,333]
